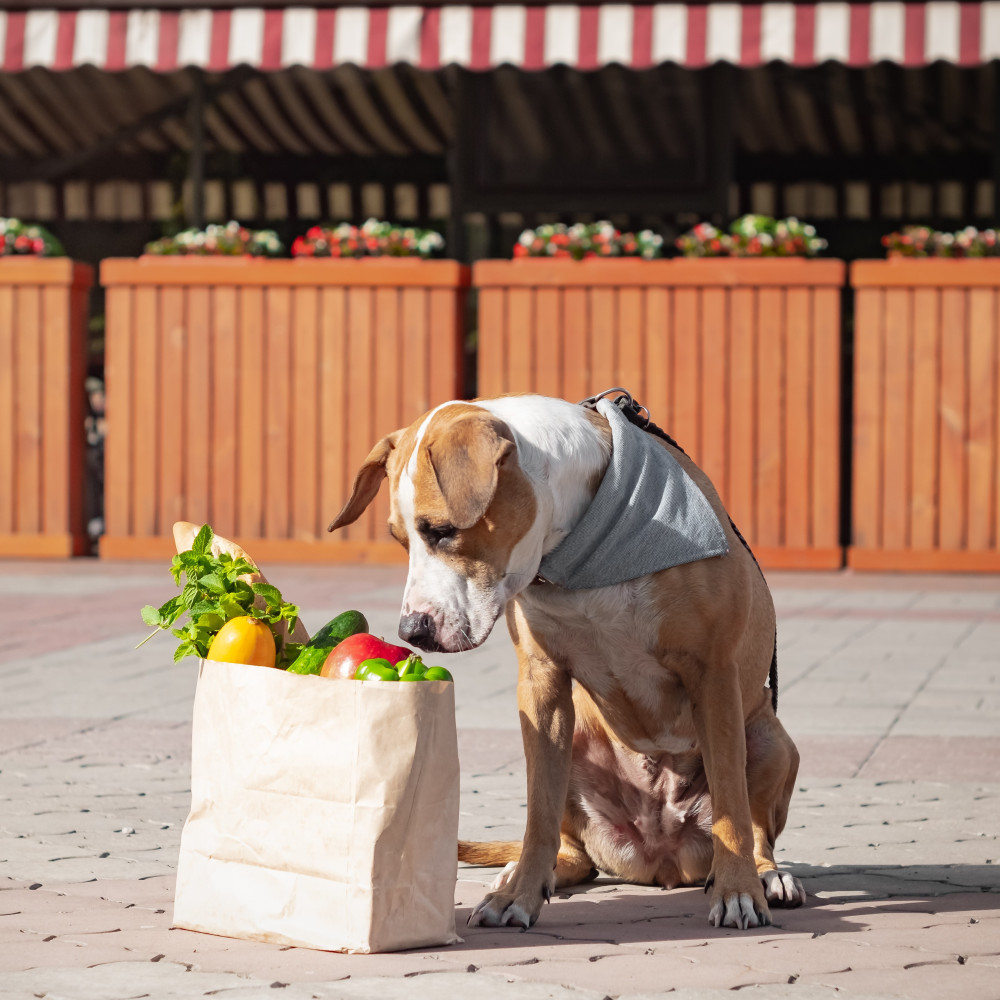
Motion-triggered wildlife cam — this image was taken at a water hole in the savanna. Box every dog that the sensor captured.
[328,391,805,930]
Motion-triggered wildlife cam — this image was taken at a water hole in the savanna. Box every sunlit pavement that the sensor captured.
[1,559,997,999]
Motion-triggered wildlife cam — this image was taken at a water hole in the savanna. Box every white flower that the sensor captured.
[518,229,534,246]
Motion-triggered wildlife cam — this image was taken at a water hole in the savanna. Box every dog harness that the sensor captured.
[537,395,730,590]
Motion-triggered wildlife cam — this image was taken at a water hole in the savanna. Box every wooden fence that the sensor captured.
[475,258,846,569]
[851,259,1000,571]
[0,259,92,557]
[100,257,468,561]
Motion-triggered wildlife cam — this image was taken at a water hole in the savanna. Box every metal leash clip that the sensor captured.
[578,387,651,429]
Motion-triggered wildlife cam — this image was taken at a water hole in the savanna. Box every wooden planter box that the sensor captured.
[100,257,468,562]
[475,258,846,569]
[851,259,1000,571]
[0,258,92,558]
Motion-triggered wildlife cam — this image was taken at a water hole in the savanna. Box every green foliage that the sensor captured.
[138,524,301,668]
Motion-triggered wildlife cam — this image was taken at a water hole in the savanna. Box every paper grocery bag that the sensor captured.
[173,659,461,953]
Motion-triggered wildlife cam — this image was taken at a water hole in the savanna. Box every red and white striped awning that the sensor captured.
[2,3,1000,74]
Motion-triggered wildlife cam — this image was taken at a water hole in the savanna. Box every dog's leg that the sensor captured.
[468,608,574,929]
[746,712,807,908]
[687,662,771,929]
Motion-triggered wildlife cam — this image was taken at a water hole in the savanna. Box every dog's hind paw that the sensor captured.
[761,869,806,908]
[707,892,770,930]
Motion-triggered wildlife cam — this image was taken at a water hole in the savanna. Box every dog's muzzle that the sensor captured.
[398,612,444,652]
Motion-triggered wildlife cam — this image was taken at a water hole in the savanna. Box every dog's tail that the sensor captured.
[458,840,523,867]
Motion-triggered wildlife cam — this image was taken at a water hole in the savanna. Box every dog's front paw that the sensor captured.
[761,868,807,908]
[705,873,771,929]
[468,865,555,929]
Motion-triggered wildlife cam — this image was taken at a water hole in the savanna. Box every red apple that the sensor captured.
[320,633,413,679]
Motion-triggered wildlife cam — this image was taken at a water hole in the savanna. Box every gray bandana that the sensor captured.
[537,398,729,589]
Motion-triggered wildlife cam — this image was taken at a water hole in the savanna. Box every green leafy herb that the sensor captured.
[138,524,301,668]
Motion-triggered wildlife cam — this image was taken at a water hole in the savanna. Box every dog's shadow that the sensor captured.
[450,862,999,949]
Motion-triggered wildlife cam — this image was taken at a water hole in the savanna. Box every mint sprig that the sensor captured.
[138,524,301,668]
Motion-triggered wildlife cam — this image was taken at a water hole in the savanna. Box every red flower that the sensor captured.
[513,243,528,257]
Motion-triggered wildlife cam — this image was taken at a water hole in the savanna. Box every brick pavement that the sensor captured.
[0,559,998,1000]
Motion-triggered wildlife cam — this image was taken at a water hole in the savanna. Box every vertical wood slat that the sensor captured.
[728,287,756,542]
[811,288,841,549]
[561,288,589,403]
[699,287,727,499]
[755,287,784,549]
[783,288,811,549]
[238,286,264,539]
[16,285,42,534]
[158,287,186,535]
[0,283,15,535]
[881,288,912,550]
[132,286,159,538]
[42,286,68,537]
[852,288,883,551]
[212,286,239,539]
[292,286,319,542]
[534,288,562,397]
[98,258,468,561]
[507,288,534,393]
[476,288,505,400]
[937,288,967,553]
[617,288,645,403]
[850,259,1000,571]
[104,285,132,540]
[671,288,700,458]
[967,288,995,551]
[473,259,845,569]
[0,260,92,556]
[372,286,400,541]
[320,286,347,542]
[590,288,616,397]
[0,284,17,535]
[909,287,939,550]
[185,286,211,528]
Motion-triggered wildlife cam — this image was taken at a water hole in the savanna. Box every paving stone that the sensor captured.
[3,562,1000,999]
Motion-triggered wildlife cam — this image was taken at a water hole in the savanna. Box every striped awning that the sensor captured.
[2,4,1000,74]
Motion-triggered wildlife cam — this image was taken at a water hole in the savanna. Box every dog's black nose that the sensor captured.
[399,612,437,649]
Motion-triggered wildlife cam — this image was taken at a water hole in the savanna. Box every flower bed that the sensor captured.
[145,221,284,257]
[1,217,65,257]
[0,257,92,556]
[513,221,663,260]
[882,225,1000,258]
[475,257,846,569]
[676,215,827,258]
[99,256,469,561]
[292,219,444,258]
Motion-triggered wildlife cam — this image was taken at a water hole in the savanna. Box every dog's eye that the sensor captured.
[420,521,457,548]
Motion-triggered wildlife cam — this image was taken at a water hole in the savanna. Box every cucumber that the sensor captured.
[286,610,369,675]
[286,645,328,675]
[306,609,369,650]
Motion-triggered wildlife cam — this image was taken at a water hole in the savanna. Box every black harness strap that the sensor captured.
[580,388,780,714]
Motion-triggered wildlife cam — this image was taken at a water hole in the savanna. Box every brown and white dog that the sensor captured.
[329,393,805,931]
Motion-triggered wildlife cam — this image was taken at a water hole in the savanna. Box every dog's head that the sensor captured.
[329,403,540,653]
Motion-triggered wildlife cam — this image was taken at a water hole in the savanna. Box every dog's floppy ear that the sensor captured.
[328,431,400,531]
[425,413,514,529]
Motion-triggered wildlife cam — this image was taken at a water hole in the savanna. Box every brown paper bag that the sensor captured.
[172,660,461,953]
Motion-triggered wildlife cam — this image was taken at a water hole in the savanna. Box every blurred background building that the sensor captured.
[1,1,996,274]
